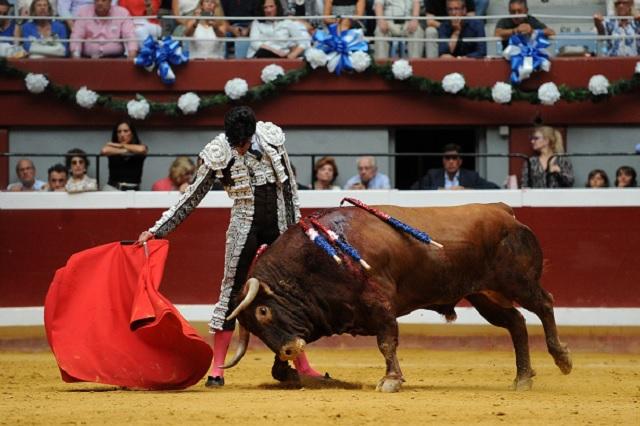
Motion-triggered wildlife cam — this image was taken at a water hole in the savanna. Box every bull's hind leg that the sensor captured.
[375,320,404,393]
[466,293,535,390]
[516,287,572,375]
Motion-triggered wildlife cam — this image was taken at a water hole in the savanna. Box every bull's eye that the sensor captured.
[255,305,272,324]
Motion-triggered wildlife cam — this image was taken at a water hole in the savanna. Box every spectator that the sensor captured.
[6,158,46,191]
[324,0,365,31]
[344,156,390,189]
[184,0,227,59]
[43,163,68,191]
[18,0,68,58]
[0,0,19,58]
[614,165,637,187]
[152,156,196,192]
[70,0,138,58]
[594,0,640,57]
[585,169,610,188]
[220,0,258,58]
[287,0,323,31]
[373,0,424,60]
[65,148,98,193]
[494,0,555,51]
[247,0,310,59]
[606,0,640,15]
[313,156,341,190]
[521,126,574,188]
[100,120,148,191]
[411,143,499,189]
[119,0,162,45]
[58,0,104,24]
[425,0,475,58]
[438,0,485,58]
[15,0,58,16]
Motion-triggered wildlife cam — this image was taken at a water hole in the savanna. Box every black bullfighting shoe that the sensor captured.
[205,375,225,388]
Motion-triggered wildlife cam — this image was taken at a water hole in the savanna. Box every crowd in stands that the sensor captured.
[2,0,640,59]
[4,122,638,192]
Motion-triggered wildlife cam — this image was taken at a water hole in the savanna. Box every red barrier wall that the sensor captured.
[2,206,639,308]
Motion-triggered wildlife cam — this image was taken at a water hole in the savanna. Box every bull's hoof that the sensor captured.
[554,351,573,375]
[271,357,300,383]
[512,376,533,391]
[376,376,403,393]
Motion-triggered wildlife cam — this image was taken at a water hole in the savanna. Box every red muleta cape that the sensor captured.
[44,240,212,390]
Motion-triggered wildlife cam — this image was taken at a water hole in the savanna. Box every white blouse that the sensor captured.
[189,24,224,59]
[247,19,311,58]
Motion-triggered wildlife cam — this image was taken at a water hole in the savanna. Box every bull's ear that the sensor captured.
[260,281,274,296]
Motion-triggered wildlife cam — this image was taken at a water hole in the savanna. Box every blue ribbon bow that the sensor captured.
[134,36,189,85]
[502,30,551,85]
[312,23,368,75]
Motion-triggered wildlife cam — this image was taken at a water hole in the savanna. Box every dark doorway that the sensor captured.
[394,127,479,189]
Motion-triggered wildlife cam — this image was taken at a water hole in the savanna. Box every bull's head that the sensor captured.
[222,277,315,369]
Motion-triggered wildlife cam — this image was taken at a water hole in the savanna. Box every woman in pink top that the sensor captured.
[152,156,196,192]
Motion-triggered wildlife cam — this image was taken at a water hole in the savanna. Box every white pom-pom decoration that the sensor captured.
[127,98,150,120]
[442,72,466,94]
[491,82,512,104]
[350,51,371,73]
[635,61,640,74]
[224,78,248,100]
[304,48,329,69]
[178,92,200,115]
[537,82,561,105]
[588,74,610,96]
[261,64,285,83]
[75,86,98,109]
[25,73,49,94]
[391,59,413,80]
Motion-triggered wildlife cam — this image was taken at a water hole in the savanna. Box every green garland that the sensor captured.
[1,56,639,119]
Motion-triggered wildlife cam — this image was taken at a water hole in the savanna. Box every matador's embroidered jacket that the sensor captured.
[148,122,301,330]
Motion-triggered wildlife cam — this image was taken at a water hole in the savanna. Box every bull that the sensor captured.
[223,203,572,392]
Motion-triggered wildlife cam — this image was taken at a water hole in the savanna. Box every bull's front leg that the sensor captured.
[375,320,404,393]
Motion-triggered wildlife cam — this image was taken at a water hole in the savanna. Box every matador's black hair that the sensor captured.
[224,106,257,147]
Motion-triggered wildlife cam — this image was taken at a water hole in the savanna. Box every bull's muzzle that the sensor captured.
[278,337,306,361]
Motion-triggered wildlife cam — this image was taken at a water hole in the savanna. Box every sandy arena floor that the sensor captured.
[1,325,639,425]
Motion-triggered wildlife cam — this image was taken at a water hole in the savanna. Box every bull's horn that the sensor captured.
[226,277,260,321]
[221,324,250,369]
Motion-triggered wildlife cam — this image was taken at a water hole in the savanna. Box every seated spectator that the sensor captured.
[0,0,19,57]
[324,0,365,32]
[373,0,424,60]
[344,156,390,189]
[152,156,195,192]
[585,169,610,188]
[6,158,46,191]
[411,143,499,190]
[438,0,486,58]
[19,0,68,58]
[65,148,98,193]
[594,0,640,57]
[219,0,257,58]
[287,0,323,32]
[43,163,68,191]
[606,0,640,15]
[15,0,58,16]
[313,156,341,190]
[119,0,162,45]
[58,0,116,30]
[247,0,310,59]
[70,0,138,58]
[101,120,147,191]
[184,0,226,59]
[521,126,574,188]
[425,0,475,58]
[290,164,309,190]
[614,165,637,187]
[494,0,555,51]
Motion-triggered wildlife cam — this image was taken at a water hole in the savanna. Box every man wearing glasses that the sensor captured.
[410,143,499,190]
[7,158,46,191]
